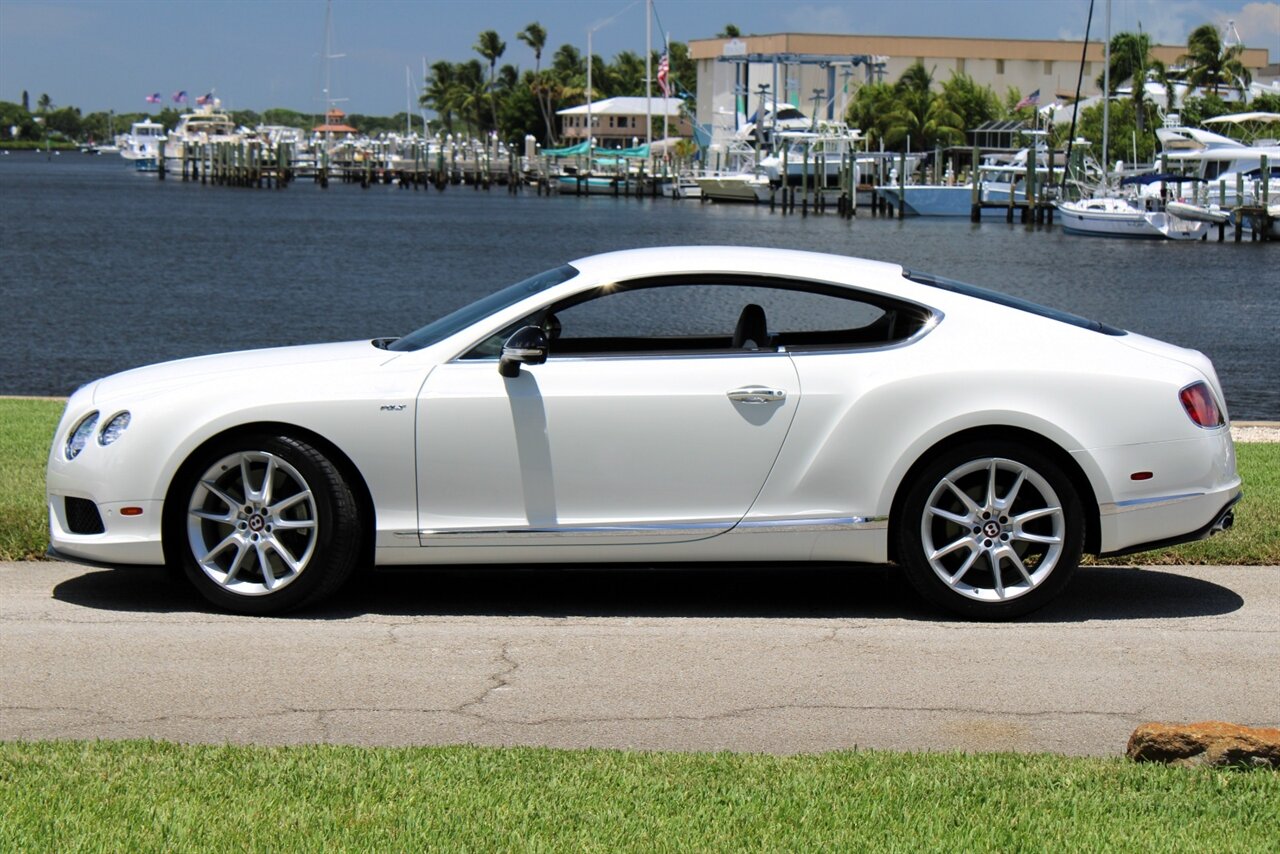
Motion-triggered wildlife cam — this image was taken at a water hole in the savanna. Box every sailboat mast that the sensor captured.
[1102,0,1111,185]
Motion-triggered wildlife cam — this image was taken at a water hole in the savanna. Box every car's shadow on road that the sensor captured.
[51,562,1245,622]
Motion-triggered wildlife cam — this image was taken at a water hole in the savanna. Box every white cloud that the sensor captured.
[1215,3,1280,53]
[781,4,860,34]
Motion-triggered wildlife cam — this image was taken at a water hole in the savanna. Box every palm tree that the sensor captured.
[421,61,457,135]
[607,51,646,97]
[882,64,964,150]
[1182,23,1251,98]
[517,22,554,144]
[455,59,489,135]
[717,24,741,38]
[474,30,506,134]
[1097,31,1164,139]
[36,93,52,114]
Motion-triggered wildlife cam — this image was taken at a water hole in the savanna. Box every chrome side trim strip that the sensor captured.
[1099,492,1206,515]
[733,515,888,533]
[421,520,736,542]
[420,514,889,542]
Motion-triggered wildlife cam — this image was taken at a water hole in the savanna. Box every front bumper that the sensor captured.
[47,496,166,566]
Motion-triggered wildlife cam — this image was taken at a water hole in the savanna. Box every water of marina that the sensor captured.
[1,152,1276,419]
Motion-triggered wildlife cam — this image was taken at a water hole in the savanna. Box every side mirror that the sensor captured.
[499,326,549,377]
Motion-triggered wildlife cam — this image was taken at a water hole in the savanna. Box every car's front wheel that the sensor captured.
[895,441,1083,619]
[172,434,361,614]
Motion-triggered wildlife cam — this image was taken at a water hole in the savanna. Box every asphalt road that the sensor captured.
[2,560,1277,756]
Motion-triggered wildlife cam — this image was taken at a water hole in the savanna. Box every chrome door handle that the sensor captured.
[727,386,787,404]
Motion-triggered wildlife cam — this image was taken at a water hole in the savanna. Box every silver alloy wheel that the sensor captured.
[186,451,318,596]
[920,457,1064,602]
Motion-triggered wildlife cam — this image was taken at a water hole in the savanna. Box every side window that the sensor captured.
[462,278,929,359]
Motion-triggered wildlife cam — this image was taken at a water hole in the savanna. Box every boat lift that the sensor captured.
[716,52,888,132]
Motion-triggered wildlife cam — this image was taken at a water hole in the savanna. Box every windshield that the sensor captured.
[387,264,579,352]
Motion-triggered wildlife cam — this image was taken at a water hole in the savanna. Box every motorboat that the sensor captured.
[875,145,1059,216]
[116,119,164,170]
[1150,122,1280,207]
[758,125,862,190]
[1057,196,1212,240]
[693,171,773,203]
[163,102,240,171]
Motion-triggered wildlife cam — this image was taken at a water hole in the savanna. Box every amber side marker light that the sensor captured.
[120,507,144,516]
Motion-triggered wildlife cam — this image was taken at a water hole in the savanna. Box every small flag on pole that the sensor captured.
[195,92,213,105]
[172,90,188,103]
[145,93,162,104]
[657,53,671,98]
[1015,89,1040,110]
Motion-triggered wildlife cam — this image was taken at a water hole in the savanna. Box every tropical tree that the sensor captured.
[606,50,646,96]
[36,93,52,114]
[1096,31,1165,138]
[474,29,506,134]
[939,72,1000,132]
[422,60,459,134]
[844,81,898,145]
[517,22,554,144]
[1182,23,1251,98]
[717,24,741,38]
[454,59,489,134]
[551,44,586,88]
[882,63,964,150]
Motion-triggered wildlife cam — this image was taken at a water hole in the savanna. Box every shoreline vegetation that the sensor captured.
[3,22,1276,165]
[2,397,1276,565]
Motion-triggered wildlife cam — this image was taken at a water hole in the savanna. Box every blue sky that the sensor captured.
[1,0,1276,116]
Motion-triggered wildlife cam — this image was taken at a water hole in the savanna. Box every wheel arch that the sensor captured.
[886,425,1101,563]
[160,421,377,568]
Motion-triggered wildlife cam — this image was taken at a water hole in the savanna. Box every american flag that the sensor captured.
[172,90,187,103]
[1015,89,1040,110]
[657,52,671,98]
[145,93,162,104]
[195,92,213,105]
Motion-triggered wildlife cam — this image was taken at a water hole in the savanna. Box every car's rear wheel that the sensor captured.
[895,441,1083,619]
[173,434,361,615]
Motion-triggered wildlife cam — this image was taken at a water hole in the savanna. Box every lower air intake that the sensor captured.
[65,497,105,535]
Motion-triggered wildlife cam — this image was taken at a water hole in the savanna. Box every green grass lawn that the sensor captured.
[1,741,1277,851]
[2,397,1276,564]
[0,398,63,561]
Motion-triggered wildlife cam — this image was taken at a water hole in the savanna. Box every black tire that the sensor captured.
[168,434,362,615]
[894,440,1083,620]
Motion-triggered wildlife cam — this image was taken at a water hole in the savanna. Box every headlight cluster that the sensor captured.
[64,411,131,460]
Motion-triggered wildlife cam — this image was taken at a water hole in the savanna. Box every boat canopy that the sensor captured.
[541,140,591,157]
[1119,173,1205,186]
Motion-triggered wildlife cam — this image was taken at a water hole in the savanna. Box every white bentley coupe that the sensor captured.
[47,247,1241,618]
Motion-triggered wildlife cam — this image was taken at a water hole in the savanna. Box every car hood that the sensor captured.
[91,340,396,405]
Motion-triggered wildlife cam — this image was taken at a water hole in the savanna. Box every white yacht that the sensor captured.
[1149,122,1280,207]
[117,119,165,170]
[758,126,863,190]
[163,102,241,171]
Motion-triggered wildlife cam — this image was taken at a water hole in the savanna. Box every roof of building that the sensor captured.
[688,33,1270,69]
[557,97,685,118]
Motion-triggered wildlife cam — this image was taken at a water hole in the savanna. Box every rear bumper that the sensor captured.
[1099,490,1241,558]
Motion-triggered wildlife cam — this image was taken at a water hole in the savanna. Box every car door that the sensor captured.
[414,282,800,546]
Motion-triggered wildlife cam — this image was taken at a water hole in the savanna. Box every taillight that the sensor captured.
[1180,382,1223,428]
